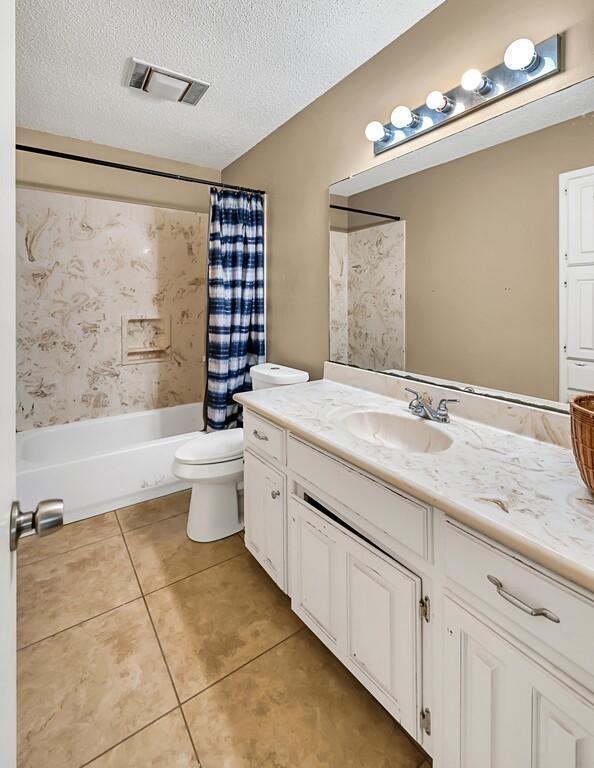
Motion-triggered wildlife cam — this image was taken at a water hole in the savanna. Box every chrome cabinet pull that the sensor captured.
[271,490,280,499]
[252,429,269,442]
[487,575,560,624]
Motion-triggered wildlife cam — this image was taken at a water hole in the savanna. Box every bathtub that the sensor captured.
[17,403,203,523]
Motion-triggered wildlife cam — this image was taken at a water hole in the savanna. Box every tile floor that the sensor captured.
[17,490,430,768]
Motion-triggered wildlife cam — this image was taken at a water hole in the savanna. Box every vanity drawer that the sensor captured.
[287,435,430,560]
[444,522,594,678]
[244,410,285,464]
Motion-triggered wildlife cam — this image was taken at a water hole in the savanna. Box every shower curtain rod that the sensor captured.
[329,203,400,221]
[15,144,267,196]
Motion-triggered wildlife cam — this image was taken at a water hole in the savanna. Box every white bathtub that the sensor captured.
[17,403,203,523]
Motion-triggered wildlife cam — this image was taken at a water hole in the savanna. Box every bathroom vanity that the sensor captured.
[236,367,594,767]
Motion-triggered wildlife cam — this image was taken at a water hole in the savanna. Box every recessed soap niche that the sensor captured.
[121,315,172,364]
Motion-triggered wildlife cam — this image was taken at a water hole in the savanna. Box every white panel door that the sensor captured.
[0,1,16,764]
[567,266,594,362]
[567,174,594,266]
[442,598,530,768]
[344,544,421,737]
[289,498,345,649]
[243,450,287,591]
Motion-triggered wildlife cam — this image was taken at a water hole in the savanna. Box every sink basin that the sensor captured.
[338,410,453,454]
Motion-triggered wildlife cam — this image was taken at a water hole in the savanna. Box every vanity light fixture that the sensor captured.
[460,68,492,95]
[390,105,420,129]
[367,33,560,156]
[504,38,539,72]
[425,90,453,113]
[364,120,389,142]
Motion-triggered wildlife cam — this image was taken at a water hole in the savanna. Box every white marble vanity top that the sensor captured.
[235,379,594,593]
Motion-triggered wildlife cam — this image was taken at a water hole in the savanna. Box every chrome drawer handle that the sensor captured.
[252,429,269,442]
[487,575,560,624]
[271,490,280,499]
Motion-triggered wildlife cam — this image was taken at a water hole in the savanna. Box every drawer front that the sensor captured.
[287,436,429,560]
[444,522,594,679]
[567,360,594,393]
[244,410,285,464]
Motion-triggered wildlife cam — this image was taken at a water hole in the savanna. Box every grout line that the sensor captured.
[180,626,305,706]
[178,703,203,767]
[142,549,247,598]
[77,705,179,767]
[17,594,142,652]
[118,513,204,766]
[118,509,187,535]
[17,530,123,570]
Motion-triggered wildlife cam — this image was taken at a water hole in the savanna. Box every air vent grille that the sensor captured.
[125,58,210,106]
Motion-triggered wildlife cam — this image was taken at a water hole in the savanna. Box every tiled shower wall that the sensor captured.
[329,221,405,371]
[16,189,207,430]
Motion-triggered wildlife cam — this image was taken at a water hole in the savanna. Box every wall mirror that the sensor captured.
[329,78,594,411]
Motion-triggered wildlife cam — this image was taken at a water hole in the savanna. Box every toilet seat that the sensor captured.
[175,428,243,466]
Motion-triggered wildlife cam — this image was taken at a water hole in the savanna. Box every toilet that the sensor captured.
[173,362,309,542]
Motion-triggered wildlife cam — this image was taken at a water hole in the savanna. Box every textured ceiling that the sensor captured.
[16,0,443,170]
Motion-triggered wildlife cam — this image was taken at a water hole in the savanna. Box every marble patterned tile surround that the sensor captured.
[329,221,405,371]
[16,188,207,430]
[17,493,428,768]
[235,371,594,592]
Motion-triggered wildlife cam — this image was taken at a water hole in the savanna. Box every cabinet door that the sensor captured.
[344,545,421,737]
[243,450,286,591]
[289,498,345,650]
[442,598,594,768]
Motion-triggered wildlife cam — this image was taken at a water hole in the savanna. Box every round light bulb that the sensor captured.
[390,105,417,129]
[364,120,386,142]
[425,90,449,112]
[461,68,485,92]
[504,38,538,71]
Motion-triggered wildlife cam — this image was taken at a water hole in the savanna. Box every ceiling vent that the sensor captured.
[125,58,210,105]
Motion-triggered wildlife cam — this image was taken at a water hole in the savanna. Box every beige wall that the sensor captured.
[350,115,594,401]
[222,0,594,380]
[17,128,220,212]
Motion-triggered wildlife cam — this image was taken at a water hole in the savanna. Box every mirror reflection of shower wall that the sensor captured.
[329,202,405,371]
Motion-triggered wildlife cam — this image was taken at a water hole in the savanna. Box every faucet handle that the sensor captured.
[437,397,459,413]
[404,387,420,401]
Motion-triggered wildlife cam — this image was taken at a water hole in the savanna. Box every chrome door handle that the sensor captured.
[487,575,560,623]
[252,429,269,442]
[271,490,280,499]
[10,499,64,551]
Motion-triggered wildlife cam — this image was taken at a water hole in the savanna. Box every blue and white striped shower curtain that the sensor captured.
[206,189,265,430]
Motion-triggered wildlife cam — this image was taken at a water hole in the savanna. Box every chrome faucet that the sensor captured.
[405,388,459,424]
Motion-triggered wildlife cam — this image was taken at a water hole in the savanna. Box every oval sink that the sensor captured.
[338,410,453,454]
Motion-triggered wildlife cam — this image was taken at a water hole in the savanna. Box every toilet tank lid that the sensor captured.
[175,428,244,465]
[250,363,309,386]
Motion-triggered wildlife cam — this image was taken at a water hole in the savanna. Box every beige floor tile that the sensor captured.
[147,554,302,700]
[124,514,245,593]
[117,490,191,532]
[18,511,119,567]
[18,600,177,768]
[184,630,424,768]
[86,709,198,768]
[18,535,141,648]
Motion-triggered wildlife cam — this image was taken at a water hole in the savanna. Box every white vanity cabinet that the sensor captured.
[241,406,594,767]
[289,495,422,738]
[243,448,287,590]
[442,597,594,767]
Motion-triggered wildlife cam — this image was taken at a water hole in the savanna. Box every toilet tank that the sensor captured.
[250,363,309,390]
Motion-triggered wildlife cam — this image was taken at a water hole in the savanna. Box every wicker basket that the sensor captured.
[570,394,594,493]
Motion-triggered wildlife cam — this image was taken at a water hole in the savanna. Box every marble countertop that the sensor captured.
[235,379,594,593]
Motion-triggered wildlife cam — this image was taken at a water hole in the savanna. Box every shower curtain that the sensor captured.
[206,188,265,430]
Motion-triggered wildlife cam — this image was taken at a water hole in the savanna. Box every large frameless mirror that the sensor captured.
[329,78,594,411]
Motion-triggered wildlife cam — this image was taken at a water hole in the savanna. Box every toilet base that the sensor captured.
[187,481,243,542]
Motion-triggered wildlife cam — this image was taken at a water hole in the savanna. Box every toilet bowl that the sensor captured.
[174,363,309,542]
[173,428,244,542]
